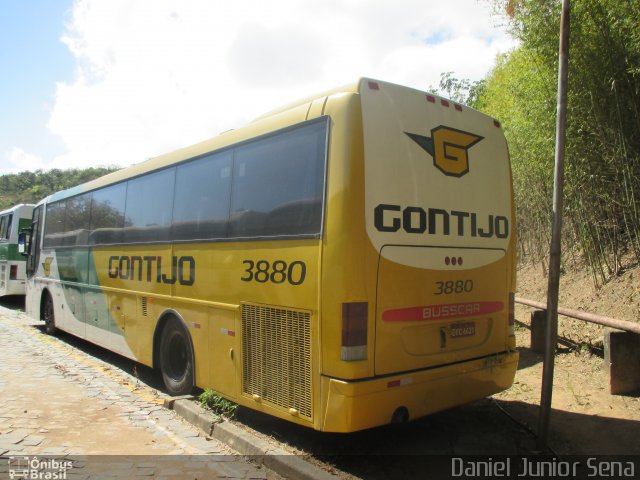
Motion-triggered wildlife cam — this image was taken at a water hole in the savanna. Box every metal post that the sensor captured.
[537,0,570,452]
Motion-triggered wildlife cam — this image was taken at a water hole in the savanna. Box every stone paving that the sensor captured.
[0,305,280,479]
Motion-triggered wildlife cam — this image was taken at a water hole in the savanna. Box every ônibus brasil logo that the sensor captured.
[405,126,483,177]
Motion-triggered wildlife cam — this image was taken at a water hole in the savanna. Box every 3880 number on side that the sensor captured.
[241,260,306,285]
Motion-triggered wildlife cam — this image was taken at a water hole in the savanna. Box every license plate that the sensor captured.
[450,321,476,338]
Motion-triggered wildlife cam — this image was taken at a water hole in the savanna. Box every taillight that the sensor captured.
[508,292,515,336]
[9,265,18,280]
[341,302,368,361]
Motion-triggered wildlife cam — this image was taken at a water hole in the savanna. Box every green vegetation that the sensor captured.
[475,0,640,286]
[0,167,119,211]
[199,389,238,419]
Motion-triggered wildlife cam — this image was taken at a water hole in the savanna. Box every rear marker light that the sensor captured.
[455,104,463,112]
[9,265,18,280]
[494,119,501,128]
[444,257,463,266]
[341,302,368,361]
[387,378,413,388]
[426,95,436,103]
[441,99,450,107]
[508,292,516,336]
[368,81,380,90]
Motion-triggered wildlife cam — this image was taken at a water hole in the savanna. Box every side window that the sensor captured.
[172,151,232,241]
[89,183,126,245]
[43,201,67,248]
[229,119,327,238]
[63,194,92,246]
[0,215,8,239]
[6,214,12,240]
[124,168,175,243]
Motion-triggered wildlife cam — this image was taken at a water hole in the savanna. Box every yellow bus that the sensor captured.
[0,204,35,297]
[23,79,518,432]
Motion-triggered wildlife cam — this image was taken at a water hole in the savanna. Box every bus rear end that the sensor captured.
[320,79,518,432]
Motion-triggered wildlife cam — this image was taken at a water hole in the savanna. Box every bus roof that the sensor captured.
[42,78,498,205]
[0,204,36,215]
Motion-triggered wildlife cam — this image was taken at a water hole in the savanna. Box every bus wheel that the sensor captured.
[159,316,194,396]
[42,293,57,336]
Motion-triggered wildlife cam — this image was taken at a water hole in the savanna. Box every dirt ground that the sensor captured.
[494,258,640,454]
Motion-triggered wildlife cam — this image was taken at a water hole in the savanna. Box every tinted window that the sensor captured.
[124,168,175,243]
[63,194,92,246]
[43,195,93,247]
[0,214,11,239]
[229,119,327,237]
[44,201,66,247]
[89,183,126,245]
[172,151,232,240]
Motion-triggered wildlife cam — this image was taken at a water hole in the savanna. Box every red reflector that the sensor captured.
[387,380,401,388]
[368,81,380,90]
[10,265,18,280]
[441,99,450,107]
[455,104,463,111]
[426,95,436,103]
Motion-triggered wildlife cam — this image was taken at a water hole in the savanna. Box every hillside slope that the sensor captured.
[516,256,640,346]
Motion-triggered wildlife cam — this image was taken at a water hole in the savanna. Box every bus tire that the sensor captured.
[159,315,195,396]
[42,292,57,336]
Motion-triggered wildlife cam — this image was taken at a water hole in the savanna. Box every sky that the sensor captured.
[0,0,515,175]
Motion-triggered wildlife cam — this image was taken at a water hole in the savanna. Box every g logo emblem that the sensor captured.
[406,126,483,177]
[42,257,54,277]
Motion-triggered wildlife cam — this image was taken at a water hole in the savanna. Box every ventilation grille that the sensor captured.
[140,297,148,317]
[242,303,312,420]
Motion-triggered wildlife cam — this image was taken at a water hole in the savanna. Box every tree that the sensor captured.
[0,167,120,211]
[429,72,486,109]
[480,0,640,285]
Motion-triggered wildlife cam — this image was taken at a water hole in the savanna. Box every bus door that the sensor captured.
[26,206,43,279]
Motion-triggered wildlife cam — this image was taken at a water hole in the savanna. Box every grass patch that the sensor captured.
[199,389,238,419]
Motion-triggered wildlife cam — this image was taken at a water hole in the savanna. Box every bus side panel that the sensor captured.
[171,240,321,421]
[319,92,380,382]
[91,244,174,364]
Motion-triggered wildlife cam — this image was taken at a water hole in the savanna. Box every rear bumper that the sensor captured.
[320,351,518,432]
